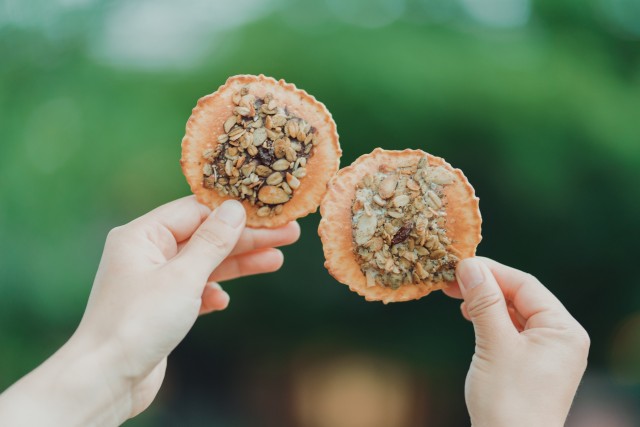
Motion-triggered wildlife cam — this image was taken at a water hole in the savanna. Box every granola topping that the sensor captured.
[202,86,317,216]
[351,158,459,289]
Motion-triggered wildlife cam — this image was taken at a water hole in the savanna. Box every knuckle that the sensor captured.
[558,323,590,355]
[194,228,231,253]
[466,292,503,318]
[106,226,127,243]
[571,327,591,352]
[522,272,541,286]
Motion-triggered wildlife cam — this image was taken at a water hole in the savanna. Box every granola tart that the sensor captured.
[181,74,341,228]
[319,148,482,303]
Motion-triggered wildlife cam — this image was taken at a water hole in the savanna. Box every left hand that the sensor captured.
[78,196,300,419]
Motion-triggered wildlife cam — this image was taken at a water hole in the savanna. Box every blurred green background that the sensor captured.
[1,0,640,425]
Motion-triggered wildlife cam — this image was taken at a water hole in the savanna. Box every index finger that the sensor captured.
[176,221,301,256]
[478,257,578,330]
[129,195,210,242]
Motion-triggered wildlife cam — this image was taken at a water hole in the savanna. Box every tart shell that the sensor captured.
[318,148,482,304]
[181,74,341,228]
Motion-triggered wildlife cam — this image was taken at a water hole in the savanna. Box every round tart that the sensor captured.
[319,148,482,303]
[181,74,341,228]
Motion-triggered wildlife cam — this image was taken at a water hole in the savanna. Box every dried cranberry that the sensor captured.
[391,222,413,245]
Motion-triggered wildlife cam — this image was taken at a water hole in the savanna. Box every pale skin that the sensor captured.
[0,197,300,426]
[446,257,591,427]
[0,197,589,426]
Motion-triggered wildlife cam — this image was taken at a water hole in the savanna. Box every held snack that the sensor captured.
[319,148,482,303]
[181,74,341,228]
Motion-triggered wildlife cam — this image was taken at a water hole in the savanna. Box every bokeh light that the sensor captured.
[610,311,640,385]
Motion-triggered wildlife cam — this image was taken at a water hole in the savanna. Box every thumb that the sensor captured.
[456,257,514,343]
[171,200,246,283]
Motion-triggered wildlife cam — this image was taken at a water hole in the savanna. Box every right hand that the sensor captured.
[445,257,590,427]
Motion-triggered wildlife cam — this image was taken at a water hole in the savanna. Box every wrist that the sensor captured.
[472,406,567,427]
[61,331,135,424]
[0,331,134,427]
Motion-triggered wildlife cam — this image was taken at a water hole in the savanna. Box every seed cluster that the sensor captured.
[351,158,459,289]
[202,86,317,217]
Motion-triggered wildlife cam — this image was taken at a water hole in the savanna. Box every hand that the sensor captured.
[444,257,590,427]
[0,196,300,426]
[79,196,300,418]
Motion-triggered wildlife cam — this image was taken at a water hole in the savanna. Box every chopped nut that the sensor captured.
[427,190,443,209]
[350,156,457,288]
[274,138,289,159]
[285,119,299,139]
[247,145,258,156]
[223,116,237,133]
[271,114,287,127]
[355,213,377,245]
[281,182,292,195]
[393,194,410,208]
[203,148,215,162]
[285,147,297,163]
[257,206,271,217]
[266,172,283,186]
[228,127,245,141]
[429,249,447,259]
[406,179,420,191]
[378,175,398,199]
[293,167,307,178]
[366,270,376,287]
[202,89,316,213]
[286,173,300,190]
[373,194,386,206]
[255,165,272,177]
[253,127,267,146]
[234,106,251,116]
[272,159,290,171]
[258,186,290,205]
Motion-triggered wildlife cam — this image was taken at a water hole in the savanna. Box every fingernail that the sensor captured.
[457,258,485,291]
[213,200,245,228]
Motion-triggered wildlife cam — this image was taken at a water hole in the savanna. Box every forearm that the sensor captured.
[0,334,132,427]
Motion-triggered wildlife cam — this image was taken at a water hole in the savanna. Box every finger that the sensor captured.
[170,200,246,287]
[230,222,300,256]
[456,257,516,342]
[131,195,210,242]
[460,302,471,322]
[106,196,211,262]
[209,248,284,282]
[176,221,300,256]
[507,304,525,332]
[442,280,463,299]
[508,300,527,330]
[199,282,230,315]
[478,257,576,330]
[460,283,526,331]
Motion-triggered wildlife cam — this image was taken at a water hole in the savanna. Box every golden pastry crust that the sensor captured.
[318,148,482,303]
[181,74,341,228]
